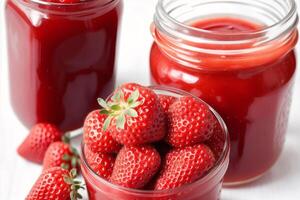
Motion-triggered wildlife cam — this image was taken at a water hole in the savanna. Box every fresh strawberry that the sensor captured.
[83,110,121,153]
[98,83,166,146]
[26,167,83,200]
[84,146,115,180]
[158,94,176,113]
[166,96,217,148]
[206,123,226,160]
[155,144,216,190]
[18,123,62,164]
[110,145,161,189]
[43,139,79,171]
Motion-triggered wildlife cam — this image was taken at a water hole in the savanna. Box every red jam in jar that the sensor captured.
[150,0,298,185]
[5,0,122,131]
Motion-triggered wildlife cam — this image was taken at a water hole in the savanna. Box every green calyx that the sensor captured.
[61,133,80,170]
[61,146,80,170]
[63,169,84,200]
[98,89,143,131]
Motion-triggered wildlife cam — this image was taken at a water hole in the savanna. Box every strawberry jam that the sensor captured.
[150,9,298,184]
[5,0,122,131]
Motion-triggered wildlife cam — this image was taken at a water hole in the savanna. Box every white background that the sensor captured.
[1,0,300,199]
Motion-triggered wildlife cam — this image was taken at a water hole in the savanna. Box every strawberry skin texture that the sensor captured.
[166,96,217,148]
[84,146,115,180]
[18,123,62,164]
[110,145,161,189]
[26,167,70,200]
[109,83,166,146]
[158,94,176,113]
[43,141,74,170]
[206,123,226,160]
[83,110,121,153]
[155,144,216,190]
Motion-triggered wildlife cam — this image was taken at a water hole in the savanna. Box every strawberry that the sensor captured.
[166,96,217,148]
[99,83,166,146]
[206,123,226,160]
[18,123,62,164]
[158,94,176,113]
[26,167,83,200]
[84,146,115,180]
[83,110,121,153]
[154,144,216,190]
[43,138,79,171]
[110,145,161,189]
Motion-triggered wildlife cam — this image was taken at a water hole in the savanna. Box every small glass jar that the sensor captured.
[80,86,230,200]
[150,0,298,185]
[5,0,122,131]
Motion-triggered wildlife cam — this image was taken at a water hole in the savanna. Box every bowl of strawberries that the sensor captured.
[80,83,230,200]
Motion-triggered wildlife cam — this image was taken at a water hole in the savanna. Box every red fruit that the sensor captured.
[206,123,226,160]
[155,144,216,190]
[99,83,166,146]
[18,123,62,164]
[158,94,176,113]
[83,110,121,153]
[84,146,115,180]
[110,145,161,189]
[43,141,79,171]
[166,96,217,148]
[26,167,82,200]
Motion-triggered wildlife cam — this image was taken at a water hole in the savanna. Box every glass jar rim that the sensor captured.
[15,0,120,14]
[154,0,298,39]
[80,85,230,195]
[24,0,115,7]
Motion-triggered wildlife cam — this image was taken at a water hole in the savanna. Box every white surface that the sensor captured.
[0,0,300,199]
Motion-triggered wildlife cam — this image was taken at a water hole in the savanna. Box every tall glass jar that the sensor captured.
[5,0,122,131]
[150,0,298,185]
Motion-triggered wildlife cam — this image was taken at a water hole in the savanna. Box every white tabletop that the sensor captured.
[1,0,300,199]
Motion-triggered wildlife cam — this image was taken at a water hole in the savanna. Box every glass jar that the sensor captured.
[80,86,230,200]
[150,0,298,185]
[5,0,122,131]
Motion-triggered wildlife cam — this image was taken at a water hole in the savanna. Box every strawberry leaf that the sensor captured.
[61,163,70,170]
[100,109,110,115]
[116,113,125,129]
[130,101,142,108]
[125,109,138,117]
[111,105,122,111]
[128,89,140,104]
[97,98,108,109]
[70,168,77,178]
[103,116,112,131]
[62,154,71,161]
[111,91,121,102]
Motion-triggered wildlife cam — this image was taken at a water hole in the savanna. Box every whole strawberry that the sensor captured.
[110,145,161,189]
[26,167,83,200]
[99,83,166,146]
[155,144,216,190]
[166,96,217,148]
[206,123,226,160]
[158,94,176,113]
[83,110,121,153]
[43,136,79,170]
[18,123,62,164]
[84,146,115,180]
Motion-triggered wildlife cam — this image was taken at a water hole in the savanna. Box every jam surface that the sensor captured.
[6,0,122,131]
[150,17,297,183]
